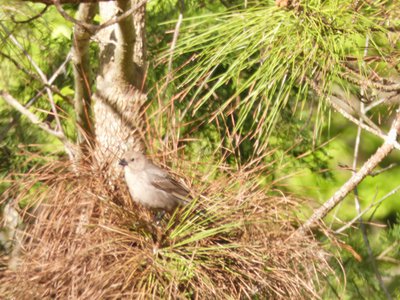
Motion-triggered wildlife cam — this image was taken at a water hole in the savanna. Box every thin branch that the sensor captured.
[0,51,38,79]
[0,24,47,81]
[10,5,49,24]
[365,96,389,112]
[377,242,399,261]
[341,66,400,92]
[0,91,62,138]
[352,107,363,228]
[53,0,97,32]
[162,0,184,100]
[0,50,73,105]
[336,184,400,234]
[0,23,64,133]
[296,107,400,235]
[53,0,149,33]
[0,53,72,140]
[307,78,400,151]
[331,100,400,150]
[49,52,72,83]
[351,36,392,300]
[96,0,148,31]
[370,163,398,176]
[0,91,76,161]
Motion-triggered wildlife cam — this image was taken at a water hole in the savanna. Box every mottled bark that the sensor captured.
[72,3,97,155]
[93,0,147,168]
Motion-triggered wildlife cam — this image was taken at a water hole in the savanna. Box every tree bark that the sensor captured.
[93,0,146,168]
[72,3,97,156]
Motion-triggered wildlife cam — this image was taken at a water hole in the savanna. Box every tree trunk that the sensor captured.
[72,3,97,156]
[93,0,147,169]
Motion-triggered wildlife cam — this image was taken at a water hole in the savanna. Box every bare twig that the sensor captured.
[365,92,400,112]
[0,23,64,133]
[0,49,73,106]
[53,0,149,34]
[163,0,185,98]
[331,100,400,151]
[352,105,363,225]
[370,163,398,176]
[377,242,399,261]
[0,52,71,141]
[49,52,72,82]
[296,107,400,235]
[0,91,76,161]
[336,184,400,234]
[0,91,61,137]
[351,36,392,299]
[342,64,400,92]
[11,4,49,24]
[0,91,60,139]
[307,78,400,151]
[0,50,39,80]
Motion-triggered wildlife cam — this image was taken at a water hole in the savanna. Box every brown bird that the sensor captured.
[119,151,191,218]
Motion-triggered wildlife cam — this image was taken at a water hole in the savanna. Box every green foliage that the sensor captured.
[172,0,393,150]
[148,2,335,177]
[0,0,399,298]
[286,113,400,221]
[323,218,400,299]
[0,2,75,198]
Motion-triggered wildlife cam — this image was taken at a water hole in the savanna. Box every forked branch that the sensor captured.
[0,91,77,162]
[296,108,400,235]
[53,0,148,33]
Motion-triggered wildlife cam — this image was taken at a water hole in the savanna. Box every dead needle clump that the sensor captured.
[0,157,330,299]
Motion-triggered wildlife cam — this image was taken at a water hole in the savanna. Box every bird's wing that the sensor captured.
[150,174,191,201]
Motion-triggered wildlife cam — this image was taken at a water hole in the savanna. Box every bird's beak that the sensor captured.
[119,158,128,166]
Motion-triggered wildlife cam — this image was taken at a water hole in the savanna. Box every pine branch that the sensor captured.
[296,108,400,235]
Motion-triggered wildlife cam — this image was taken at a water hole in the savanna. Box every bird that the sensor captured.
[119,150,191,219]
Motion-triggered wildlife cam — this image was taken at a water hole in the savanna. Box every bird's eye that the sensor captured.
[131,158,135,162]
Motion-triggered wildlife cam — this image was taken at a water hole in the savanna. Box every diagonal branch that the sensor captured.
[0,23,64,133]
[53,0,149,33]
[329,99,400,151]
[0,50,73,105]
[0,91,77,162]
[11,4,49,23]
[342,64,400,92]
[351,37,392,300]
[163,0,185,97]
[0,53,72,141]
[335,184,400,234]
[307,77,400,151]
[1,91,63,138]
[296,107,400,235]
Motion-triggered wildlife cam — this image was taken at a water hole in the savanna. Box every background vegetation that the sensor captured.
[0,0,399,298]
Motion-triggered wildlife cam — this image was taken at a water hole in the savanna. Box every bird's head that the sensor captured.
[119,150,146,171]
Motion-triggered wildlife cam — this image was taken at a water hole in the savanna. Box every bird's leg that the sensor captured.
[154,210,166,225]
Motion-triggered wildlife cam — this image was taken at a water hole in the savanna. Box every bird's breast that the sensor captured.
[124,170,176,211]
